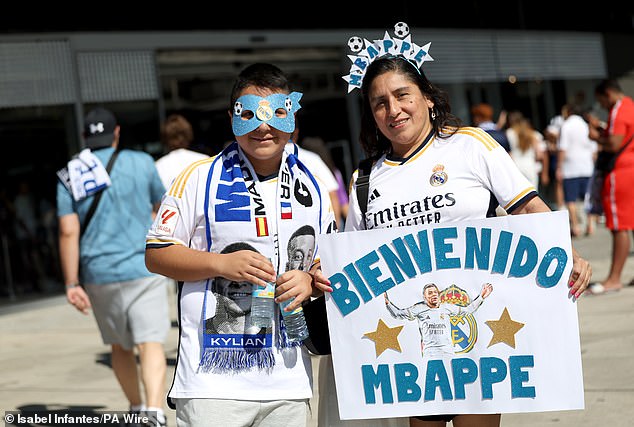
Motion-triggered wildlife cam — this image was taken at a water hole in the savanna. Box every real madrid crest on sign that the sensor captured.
[440,284,478,354]
[429,164,448,186]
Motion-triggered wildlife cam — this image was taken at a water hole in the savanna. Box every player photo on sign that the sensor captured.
[384,282,493,359]
[317,211,584,420]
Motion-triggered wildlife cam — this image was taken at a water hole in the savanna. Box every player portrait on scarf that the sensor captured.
[205,242,264,336]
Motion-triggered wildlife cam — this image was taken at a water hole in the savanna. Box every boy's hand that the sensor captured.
[217,251,276,288]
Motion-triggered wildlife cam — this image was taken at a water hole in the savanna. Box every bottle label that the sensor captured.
[252,282,275,298]
[280,299,303,317]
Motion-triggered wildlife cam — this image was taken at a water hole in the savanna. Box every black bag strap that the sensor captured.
[81,149,119,237]
[355,157,374,229]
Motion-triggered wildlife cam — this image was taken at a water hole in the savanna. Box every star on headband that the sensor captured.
[342,22,434,93]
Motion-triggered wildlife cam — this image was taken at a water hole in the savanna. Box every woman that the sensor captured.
[505,110,548,190]
[342,55,591,427]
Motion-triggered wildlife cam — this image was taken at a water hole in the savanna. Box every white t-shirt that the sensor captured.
[155,148,210,190]
[295,145,339,193]
[345,128,537,232]
[558,115,598,179]
[506,128,547,188]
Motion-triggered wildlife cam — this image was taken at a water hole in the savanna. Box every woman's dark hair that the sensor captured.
[229,63,291,111]
[359,56,462,158]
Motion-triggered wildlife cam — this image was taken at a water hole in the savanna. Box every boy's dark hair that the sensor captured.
[229,63,291,110]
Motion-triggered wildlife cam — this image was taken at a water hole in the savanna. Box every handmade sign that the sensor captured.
[317,211,584,420]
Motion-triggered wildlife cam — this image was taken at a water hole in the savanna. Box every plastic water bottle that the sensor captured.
[251,279,275,328]
[280,299,309,342]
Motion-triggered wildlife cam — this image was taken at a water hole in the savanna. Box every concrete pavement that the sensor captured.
[1,222,633,426]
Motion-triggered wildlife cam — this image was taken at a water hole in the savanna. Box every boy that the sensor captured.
[145,63,334,426]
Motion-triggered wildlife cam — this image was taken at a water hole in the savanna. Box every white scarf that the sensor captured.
[57,148,111,202]
[199,142,324,373]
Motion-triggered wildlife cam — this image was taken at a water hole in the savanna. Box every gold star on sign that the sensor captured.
[485,307,525,349]
[363,318,404,357]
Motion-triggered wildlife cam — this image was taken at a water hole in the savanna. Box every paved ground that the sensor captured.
[1,221,633,426]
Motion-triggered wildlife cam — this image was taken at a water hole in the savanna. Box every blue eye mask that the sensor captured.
[232,92,303,136]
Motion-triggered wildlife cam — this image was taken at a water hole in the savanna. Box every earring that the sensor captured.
[430,108,436,121]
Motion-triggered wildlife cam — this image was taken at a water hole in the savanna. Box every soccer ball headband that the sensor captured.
[342,22,433,93]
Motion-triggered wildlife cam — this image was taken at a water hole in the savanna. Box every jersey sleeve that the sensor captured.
[385,300,414,320]
[146,159,210,249]
[443,296,484,316]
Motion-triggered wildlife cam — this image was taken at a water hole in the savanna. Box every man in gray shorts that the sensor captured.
[57,108,170,427]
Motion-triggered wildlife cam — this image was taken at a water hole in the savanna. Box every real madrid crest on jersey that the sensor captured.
[430,164,448,186]
[440,284,478,354]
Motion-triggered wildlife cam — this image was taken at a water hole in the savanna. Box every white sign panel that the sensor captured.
[317,211,583,420]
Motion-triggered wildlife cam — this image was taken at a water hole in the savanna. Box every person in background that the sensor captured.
[336,24,591,427]
[557,103,598,237]
[544,106,569,210]
[155,114,210,300]
[291,130,343,229]
[155,114,210,191]
[145,63,335,427]
[505,110,548,190]
[587,79,634,294]
[57,107,169,427]
[471,102,511,153]
[13,179,47,293]
[301,136,350,228]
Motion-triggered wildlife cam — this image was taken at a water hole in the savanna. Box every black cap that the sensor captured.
[84,107,117,149]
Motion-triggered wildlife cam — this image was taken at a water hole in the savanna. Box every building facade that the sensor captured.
[0,24,631,297]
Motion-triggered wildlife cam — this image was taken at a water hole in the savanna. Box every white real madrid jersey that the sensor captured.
[345,128,537,231]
